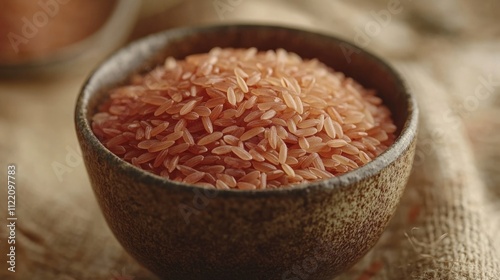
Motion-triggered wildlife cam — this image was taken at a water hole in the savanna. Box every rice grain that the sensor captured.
[92,47,396,189]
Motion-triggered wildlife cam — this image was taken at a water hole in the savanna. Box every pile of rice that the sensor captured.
[92,48,396,190]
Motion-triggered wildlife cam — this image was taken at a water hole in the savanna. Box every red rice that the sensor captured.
[92,48,396,189]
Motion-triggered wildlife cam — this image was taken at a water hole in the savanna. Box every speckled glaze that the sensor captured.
[75,25,418,280]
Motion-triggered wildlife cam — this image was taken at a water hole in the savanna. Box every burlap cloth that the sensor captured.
[1,0,499,279]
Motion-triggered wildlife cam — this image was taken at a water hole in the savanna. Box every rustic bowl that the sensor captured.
[75,24,418,280]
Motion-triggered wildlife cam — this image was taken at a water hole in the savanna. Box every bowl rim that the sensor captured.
[75,23,418,197]
[0,0,140,74]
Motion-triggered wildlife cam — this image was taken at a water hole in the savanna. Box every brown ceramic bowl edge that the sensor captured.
[75,23,418,198]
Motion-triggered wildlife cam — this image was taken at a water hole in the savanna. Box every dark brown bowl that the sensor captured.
[75,24,418,280]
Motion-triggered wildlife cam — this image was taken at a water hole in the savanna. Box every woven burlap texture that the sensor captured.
[0,0,499,279]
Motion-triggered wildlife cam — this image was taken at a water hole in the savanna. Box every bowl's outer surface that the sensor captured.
[76,25,418,280]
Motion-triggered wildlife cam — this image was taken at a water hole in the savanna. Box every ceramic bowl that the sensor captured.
[75,24,418,280]
[0,0,140,76]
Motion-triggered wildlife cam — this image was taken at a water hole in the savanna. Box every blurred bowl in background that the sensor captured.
[0,0,140,76]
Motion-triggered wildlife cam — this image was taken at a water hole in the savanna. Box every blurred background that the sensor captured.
[1,0,499,279]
